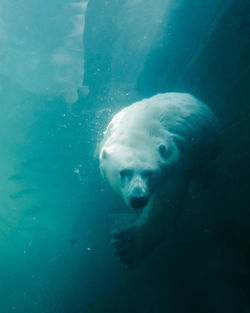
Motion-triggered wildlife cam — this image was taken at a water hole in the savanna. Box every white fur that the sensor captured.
[100,92,218,198]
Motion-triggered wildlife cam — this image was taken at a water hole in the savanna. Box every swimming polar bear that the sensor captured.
[99,93,219,268]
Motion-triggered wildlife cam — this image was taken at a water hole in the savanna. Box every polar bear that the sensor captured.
[99,93,219,268]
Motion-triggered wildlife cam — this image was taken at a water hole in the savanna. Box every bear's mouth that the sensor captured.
[130,196,149,209]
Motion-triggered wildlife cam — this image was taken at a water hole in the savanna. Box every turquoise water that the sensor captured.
[0,0,249,312]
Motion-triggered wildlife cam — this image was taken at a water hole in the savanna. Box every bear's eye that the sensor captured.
[158,144,171,161]
[120,169,133,179]
[141,170,153,179]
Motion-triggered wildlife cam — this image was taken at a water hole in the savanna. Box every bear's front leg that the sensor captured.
[111,177,189,269]
[111,221,163,269]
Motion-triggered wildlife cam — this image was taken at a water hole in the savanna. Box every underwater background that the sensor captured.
[0,0,249,312]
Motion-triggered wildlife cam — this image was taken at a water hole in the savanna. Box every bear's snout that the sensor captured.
[130,195,148,209]
[127,175,149,209]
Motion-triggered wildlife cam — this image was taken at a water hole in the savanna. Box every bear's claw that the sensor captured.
[111,225,145,269]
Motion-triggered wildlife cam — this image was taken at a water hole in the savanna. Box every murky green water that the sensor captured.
[0,0,249,312]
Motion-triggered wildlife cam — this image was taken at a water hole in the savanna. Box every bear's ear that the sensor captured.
[158,144,170,161]
[101,149,108,160]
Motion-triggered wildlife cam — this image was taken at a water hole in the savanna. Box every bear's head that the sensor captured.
[99,140,178,210]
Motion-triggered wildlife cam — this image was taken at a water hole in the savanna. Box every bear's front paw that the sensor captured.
[111,225,146,269]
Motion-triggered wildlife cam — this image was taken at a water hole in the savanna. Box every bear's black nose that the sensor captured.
[130,196,148,209]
